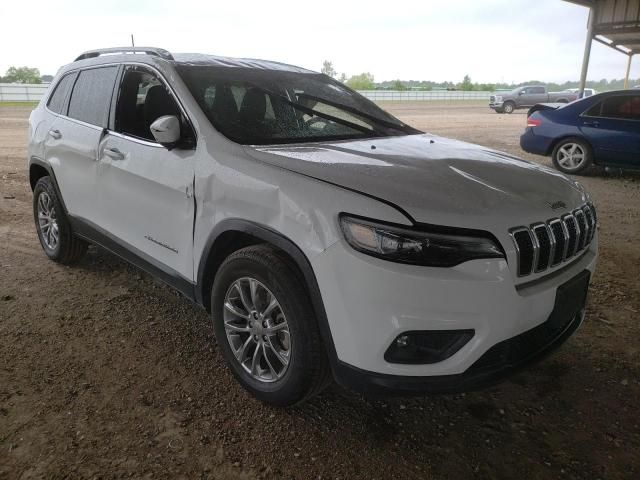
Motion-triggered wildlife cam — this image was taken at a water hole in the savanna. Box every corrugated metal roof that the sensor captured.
[567,0,640,54]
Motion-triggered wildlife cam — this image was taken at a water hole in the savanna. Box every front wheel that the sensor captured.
[503,101,515,114]
[551,138,593,175]
[33,176,87,264]
[211,245,331,406]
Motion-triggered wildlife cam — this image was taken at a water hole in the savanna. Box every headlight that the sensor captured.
[495,95,503,102]
[340,215,504,267]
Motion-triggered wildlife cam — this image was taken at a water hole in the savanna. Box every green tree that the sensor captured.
[346,72,375,90]
[338,72,347,83]
[460,74,473,91]
[392,79,407,91]
[321,60,336,78]
[4,66,42,84]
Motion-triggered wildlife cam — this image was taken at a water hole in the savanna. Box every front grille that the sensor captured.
[490,95,495,102]
[510,203,597,277]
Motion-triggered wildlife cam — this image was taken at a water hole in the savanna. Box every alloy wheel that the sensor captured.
[37,191,59,250]
[557,143,586,171]
[223,277,291,382]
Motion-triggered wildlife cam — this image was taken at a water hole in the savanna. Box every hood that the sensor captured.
[245,134,588,230]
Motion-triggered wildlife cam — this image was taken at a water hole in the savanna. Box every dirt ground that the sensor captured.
[1,103,639,480]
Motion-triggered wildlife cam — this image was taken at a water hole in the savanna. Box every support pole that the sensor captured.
[579,7,596,97]
[624,53,633,89]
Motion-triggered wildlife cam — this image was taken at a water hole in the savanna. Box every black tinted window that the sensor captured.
[600,95,640,120]
[584,101,602,117]
[531,87,545,94]
[68,67,118,127]
[47,74,74,114]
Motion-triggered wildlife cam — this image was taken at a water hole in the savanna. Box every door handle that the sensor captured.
[583,120,599,127]
[48,129,61,140]
[103,147,125,160]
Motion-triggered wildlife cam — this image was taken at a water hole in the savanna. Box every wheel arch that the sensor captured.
[28,157,69,213]
[196,219,339,367]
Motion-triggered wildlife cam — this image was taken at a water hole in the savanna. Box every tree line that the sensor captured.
[0,66,53,84]
[3,63,638,92]
[321,61,639,92]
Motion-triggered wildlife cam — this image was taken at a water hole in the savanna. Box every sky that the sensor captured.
[0,0,637,84]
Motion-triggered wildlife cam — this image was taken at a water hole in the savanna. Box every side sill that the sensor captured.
[69,215,197,302]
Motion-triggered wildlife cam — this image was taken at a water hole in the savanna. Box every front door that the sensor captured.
[95,65,197,281]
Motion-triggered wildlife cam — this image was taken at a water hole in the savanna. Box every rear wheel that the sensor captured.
[211,245,330,406]
[33,176,87,264]
[503,101,515,114]
[551,137,593,175]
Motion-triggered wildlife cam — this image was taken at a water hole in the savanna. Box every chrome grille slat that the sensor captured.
[532,223,552,272]
[574,209,588,252]
[563,214,579,259]
[510,203,596,277]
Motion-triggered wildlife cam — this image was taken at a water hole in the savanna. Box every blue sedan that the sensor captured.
[520,90,640,174]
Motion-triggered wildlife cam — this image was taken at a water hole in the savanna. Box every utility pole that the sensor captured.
[131,34,135,48]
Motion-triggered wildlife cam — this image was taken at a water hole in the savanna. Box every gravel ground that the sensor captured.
[1,103,639,480]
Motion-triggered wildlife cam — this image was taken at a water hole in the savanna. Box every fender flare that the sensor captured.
[28,157,69,214]
[196,218,340,368]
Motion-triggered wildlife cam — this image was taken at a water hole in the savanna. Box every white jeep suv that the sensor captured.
[28,47,598,406]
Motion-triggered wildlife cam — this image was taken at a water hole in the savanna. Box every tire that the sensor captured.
[551,137,593,175]
[494,108,505,114]
[211,244,331,406]
[503,101,515,114]
[33,176,88,264]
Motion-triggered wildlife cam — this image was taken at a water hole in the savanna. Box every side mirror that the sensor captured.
[518,90,525,96]
[150,115,181,147]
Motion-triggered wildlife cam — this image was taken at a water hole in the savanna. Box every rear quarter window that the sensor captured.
[67,66,119,127]
[46,74,75,114]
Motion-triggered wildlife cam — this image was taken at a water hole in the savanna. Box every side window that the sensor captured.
[600,95,640,120]
[584,101,602,117]
[532,87,546,94]
[115,66,180,141]
[68,67,118,127]
[47,74,75,114]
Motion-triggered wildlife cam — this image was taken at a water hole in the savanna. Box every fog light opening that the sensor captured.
[385,329,475,365]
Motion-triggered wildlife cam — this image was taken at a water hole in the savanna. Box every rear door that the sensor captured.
[44,66,119,221]
[94,64,197,281]
[579,94,640,167]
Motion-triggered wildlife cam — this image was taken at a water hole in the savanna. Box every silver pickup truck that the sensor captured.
[489,85,578,114]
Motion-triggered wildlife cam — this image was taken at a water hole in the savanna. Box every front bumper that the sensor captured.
[311,236,597,392]
[332,269,590,395]
[489,102,504,109]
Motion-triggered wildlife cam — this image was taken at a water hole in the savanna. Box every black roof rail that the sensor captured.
[74,47,174,62]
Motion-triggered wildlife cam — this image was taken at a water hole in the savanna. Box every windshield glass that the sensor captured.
[176,65,421,145]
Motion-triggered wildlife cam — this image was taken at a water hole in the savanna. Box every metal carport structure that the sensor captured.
[567,0,640,93]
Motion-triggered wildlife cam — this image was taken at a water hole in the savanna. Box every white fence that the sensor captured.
[357,90,492,101]
[1,83,493,103]
[0,83,50,102]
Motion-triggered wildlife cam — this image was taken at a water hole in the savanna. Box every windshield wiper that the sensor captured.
[296,93,417,134]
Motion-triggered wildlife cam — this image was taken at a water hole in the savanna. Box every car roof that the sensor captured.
[61,47,317,76]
